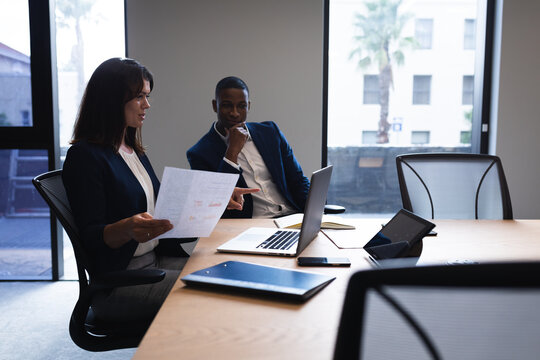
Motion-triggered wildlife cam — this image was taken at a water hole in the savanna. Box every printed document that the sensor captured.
[154,167,239,238]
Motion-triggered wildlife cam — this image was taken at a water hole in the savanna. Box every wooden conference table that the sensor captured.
[133,218,540,360]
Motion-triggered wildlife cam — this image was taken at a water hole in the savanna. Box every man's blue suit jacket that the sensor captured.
[186,121,310,218]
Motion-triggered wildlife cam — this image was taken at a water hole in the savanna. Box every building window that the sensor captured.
[462,75,474,105]
[413,75,431,105]
[460,131,472,144]
[464,19,476,49]
[415,18,433,49]
[20,110,31,126]
[363,75,379,104]
[362,131,377,144]
[411,131,430,144]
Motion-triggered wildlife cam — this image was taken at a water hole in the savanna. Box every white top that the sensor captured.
[119,148,158,256]
[214,122,296,218]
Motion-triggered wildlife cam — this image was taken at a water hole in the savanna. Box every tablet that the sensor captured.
[363,209,435,261]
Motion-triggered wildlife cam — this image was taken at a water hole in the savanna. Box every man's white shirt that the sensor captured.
[215,122,296,218]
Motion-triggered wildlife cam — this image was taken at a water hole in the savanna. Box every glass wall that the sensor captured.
[0,2,52,279]
[54,0,126,279]
[55,0,125,151]
[327,0,483,216]
[0,149,51,279]
[0,0,125,280]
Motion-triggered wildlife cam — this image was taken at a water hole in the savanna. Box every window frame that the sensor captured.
[0,0,63,280]
[0,1,59,153]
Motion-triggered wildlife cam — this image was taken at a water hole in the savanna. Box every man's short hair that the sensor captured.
[215,76,249,99]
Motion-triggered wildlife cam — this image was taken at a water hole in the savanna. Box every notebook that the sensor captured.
[181,260,336,301]
[274,213,355,230]
[216,165,333,256]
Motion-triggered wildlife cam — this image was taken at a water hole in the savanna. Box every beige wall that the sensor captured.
[127,0,540,218]
[492,0,540,218]
[126,0,324,179]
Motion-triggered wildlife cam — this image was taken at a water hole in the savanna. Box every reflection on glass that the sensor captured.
[327,0,478,215]
[0,149,51,279]
[0,0,32,127]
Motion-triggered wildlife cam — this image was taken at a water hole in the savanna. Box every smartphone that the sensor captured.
[297,257,351,267]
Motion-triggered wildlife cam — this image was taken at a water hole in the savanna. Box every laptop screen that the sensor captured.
[295,165,333,255]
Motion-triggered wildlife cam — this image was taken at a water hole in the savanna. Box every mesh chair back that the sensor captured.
[32,170,92,289]
[33,169,164,351]
[334,262,540,360]
[396,153,513,219]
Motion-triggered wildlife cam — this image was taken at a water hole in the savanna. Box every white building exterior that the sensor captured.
[328,0,477,147]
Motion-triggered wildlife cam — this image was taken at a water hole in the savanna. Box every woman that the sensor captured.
[63,57,255,323]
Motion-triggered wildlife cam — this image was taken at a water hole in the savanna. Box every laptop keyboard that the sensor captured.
[257,230,299,250]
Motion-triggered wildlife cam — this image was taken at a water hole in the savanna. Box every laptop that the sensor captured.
[217,165,333,256]
[182,260,336,301]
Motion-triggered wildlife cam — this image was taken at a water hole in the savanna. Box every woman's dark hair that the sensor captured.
[71,57,154,154]
[215,76,249,99]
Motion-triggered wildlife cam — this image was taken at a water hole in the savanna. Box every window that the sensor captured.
[464,19,476,49]
[326,0,487,216]
[411,130,430,144]
[54,0,126,279]
[462,75,474,105]
[0,149,50,279]
[413,75,431,105]
[0,0,125,280]
[363,75,379,104]
[460,130,472,144]
[415,18,433,49]
[55,0,126,151]
[362,131,377,144]
[0,1,32,127]
[0,1,52,279]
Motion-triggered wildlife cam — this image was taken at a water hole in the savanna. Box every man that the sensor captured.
[187,76,310,218]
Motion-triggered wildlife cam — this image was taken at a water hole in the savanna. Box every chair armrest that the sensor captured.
[92,269,166,290]
[160,237,199,244]
[324,204,346,214]
[156,237,198,257]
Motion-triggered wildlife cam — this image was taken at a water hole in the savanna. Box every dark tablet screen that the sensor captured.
[364,209,435,260]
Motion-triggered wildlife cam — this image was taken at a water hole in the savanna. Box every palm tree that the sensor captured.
[350,0,415,143]
[56,0,95,102]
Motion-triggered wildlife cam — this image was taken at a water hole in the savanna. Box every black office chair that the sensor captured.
[396,153,513,219]
[334,262,540,360]
[33,170,166,351]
